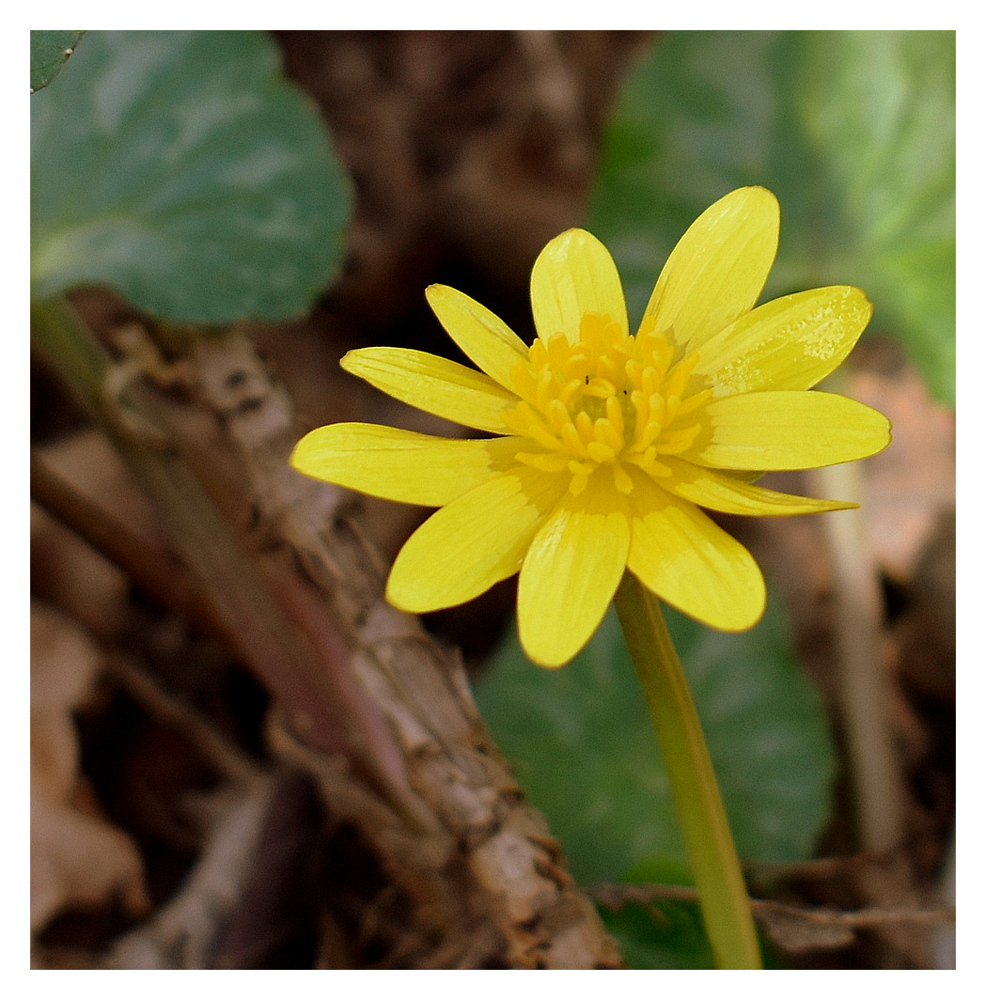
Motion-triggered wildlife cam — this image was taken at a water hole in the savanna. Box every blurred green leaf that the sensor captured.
[601,855,786,969]
[589,30,955,404]
[30,31,85,93]
[31,30,350,323]
[474,592,836,888]
[603,899,715,970]
[600,856,717,969]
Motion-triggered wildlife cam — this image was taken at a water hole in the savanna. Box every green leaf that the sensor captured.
[589,30,955,404]
[31,30,350,323]
[794,32,955,404]
[601,856,718,969]
[30,31,85,93]
[474,592,836,887]
[603,899,716,970]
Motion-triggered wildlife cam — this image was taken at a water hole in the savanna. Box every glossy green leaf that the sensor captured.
[31,30,350,323]
[589,30,955,404]
[30,31,86,93]
[474,592,835,887]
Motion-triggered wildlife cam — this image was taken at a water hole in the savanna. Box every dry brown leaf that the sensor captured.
[30,431,136,641]
[30,600,149,932]
[847,340,955,583]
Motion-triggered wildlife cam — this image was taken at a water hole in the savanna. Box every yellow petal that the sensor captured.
[640,187,779,352]
[626,477,765,631]
[687,390,892,471]
[660,456,857,516]
[341,347,515,433]
[425,284,530,388]
[693,286,873,396]
[530,229,629,344]
[290,423,513,506]
[517,482,631,667]
[386,468,567,613]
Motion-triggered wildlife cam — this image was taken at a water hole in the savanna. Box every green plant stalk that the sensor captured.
[30,296,108,420]
[614,572,762,969]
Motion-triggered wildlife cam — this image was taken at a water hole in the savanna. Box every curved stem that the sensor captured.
[614,573,761,969]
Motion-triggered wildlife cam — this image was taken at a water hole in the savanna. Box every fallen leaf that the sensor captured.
[31,600,149,932]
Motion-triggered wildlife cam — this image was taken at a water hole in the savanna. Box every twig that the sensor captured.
[34,297,624,968]
[30,449,220,642]
[595,881,952,927]
[186,327,623,968]
[103,654,261,786]
[105,775,275,969]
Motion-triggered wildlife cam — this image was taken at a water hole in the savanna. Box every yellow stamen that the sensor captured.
[503,314,708,496]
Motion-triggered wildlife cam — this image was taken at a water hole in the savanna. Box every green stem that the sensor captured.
[31,295,110,420]
[614,573,762,970]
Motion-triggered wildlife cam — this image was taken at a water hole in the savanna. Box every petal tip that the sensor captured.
[711,184,778,216]
[424,283,458,312]
[727,186,780,244]
[713,575,767,633]
[519,632,579,670]
[537,227,613,265]
[715,608,765,634]
[384,575,424,616]
[338,348,361,374]
[735,184,779,211]
[288,430,319,474]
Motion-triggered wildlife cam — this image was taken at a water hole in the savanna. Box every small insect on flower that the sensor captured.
[292,187,891,667]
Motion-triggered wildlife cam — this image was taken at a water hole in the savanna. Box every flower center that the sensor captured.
[501,313,711,496]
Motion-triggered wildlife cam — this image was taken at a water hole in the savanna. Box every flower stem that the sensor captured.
[614,573,762,969]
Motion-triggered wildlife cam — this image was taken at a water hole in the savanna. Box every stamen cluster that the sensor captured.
[501,313,711,496]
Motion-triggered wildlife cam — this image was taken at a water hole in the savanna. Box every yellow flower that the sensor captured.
[292,187,891,667]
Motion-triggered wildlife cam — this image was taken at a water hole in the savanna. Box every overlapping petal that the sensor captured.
[686,391,892,471]
[626,474,766,632]
[290,423,516,507]
[517,483,631,667]
[691,286,873,396]
[640,186,779,353]
[386,468,567,614]
[660,457,857,516]
[425,284,530,388]
[530,228,629,344]
[341,346,515,433]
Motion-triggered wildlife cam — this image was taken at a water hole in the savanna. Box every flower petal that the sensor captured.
[530,229,629,344]
[290,423,516,506]
[692,286,873,396]
[341,347,515,433]
[661,456,857,516]
[386,468,567,613]
[686,390,892,471]
[517,481,631,667]
[626,476,766,631]
[640,187,779,353]
[425,284,530,388]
